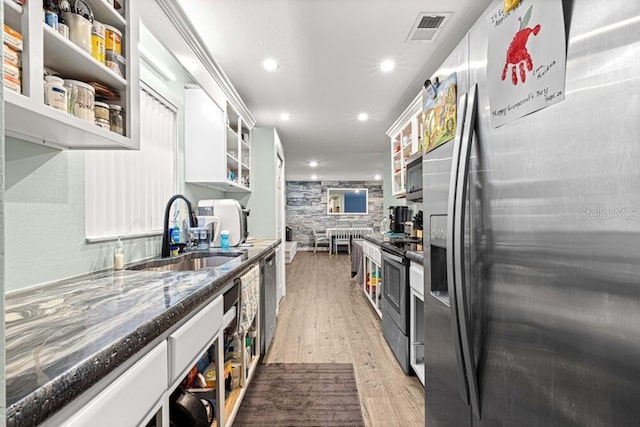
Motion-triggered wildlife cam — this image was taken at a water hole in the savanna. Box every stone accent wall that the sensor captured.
[286,181,384,249]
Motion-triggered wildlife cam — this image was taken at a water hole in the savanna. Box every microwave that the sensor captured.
[405,152,423,201]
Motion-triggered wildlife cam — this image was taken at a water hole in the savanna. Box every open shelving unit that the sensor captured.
[214,288,260,427]
[160,284,261,427]
[224,102,251,191]
[362,240,383,317]
[3,0,140,149]
[387,92,422,197]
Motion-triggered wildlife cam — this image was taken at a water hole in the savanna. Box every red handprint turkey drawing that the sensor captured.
[501,5,541,85]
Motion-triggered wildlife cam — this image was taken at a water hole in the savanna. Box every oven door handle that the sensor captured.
[381,249,404,265]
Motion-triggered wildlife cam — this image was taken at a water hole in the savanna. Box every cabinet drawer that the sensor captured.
[168,295,223,384]
[363,241,381,264]
[410,262,424,298]
[63,341,167,427]
[371,245,381,265]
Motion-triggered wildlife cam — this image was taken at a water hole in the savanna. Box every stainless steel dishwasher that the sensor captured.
[260,252,277,355]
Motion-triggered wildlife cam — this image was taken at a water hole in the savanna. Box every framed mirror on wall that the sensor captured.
[327,188,368,214]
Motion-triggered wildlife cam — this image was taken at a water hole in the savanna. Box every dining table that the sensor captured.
[325,226,374,254]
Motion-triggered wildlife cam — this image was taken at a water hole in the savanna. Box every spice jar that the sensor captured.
[109,104,124,135]
[94,101,110,129]
[64,79,95,123]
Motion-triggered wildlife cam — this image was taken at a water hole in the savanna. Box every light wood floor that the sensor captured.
[264,251,425,427]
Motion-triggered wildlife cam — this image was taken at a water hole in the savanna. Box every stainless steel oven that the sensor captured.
[381,246,411,373]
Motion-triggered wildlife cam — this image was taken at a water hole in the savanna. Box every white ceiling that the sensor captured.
[176,0,491,181]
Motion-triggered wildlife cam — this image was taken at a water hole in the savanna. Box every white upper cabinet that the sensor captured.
[387,92,422,197]
[185,87,252,192]
[3,0,140,149]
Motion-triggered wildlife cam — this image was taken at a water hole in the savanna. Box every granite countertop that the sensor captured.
[406,251,424,264]
[364,233,386,246]
[4,239,280,427]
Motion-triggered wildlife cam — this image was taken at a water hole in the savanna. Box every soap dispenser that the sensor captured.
[114,238,124,270]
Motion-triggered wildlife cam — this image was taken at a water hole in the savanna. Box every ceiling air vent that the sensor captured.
[406,12,452,43]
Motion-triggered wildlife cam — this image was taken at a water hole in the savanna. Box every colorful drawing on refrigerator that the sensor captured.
[422,72,457,154]
[501,6,541,85]
[487,0,566,128]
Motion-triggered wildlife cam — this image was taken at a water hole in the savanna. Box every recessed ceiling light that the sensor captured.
[380,59,395,72]
[280,113,291,121]
[262,58,279,71]
[374,174,382,180]
[358,113,369,122]
[309,161,318,168]
[311,175,318,180]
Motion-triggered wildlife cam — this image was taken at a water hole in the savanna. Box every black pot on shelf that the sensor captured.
[169,386,212,427]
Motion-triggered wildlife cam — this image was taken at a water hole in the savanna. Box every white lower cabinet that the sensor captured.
[42,268,267,427]
[163,276,261,427]
[61,341,168,427]
[361,240,383,317]
[409,262,425,386]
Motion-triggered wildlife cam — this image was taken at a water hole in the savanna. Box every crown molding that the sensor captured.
[386,90,423,137]
[156,0,256,128]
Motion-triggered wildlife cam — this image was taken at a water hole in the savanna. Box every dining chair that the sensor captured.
[312,221,329,253]
[333,226,351,254]
[335,219,353,228]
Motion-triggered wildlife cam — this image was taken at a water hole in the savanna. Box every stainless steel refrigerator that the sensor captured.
[423,1,640,425]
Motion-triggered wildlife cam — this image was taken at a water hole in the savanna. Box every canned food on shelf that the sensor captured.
[104,25,122,55]
[91,20,106,64]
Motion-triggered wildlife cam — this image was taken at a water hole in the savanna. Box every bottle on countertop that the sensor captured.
[171,221,180,245]
[114,238,124,270]
[220,230,230,249]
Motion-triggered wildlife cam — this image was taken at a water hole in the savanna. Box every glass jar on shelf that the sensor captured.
[109,105,124,135]
[64,80,95,123]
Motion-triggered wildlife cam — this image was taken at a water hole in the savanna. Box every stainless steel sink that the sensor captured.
[127,251,245,272]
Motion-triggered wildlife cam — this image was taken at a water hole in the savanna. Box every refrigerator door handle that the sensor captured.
[446,91,470,406]
[454,83,481,419]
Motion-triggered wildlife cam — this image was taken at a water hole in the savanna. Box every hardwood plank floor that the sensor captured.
[264,251,425,427]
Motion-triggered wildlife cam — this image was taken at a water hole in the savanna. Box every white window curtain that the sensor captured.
[85,86,177,239]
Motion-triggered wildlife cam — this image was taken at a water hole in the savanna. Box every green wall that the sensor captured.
[247,127,277,238]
